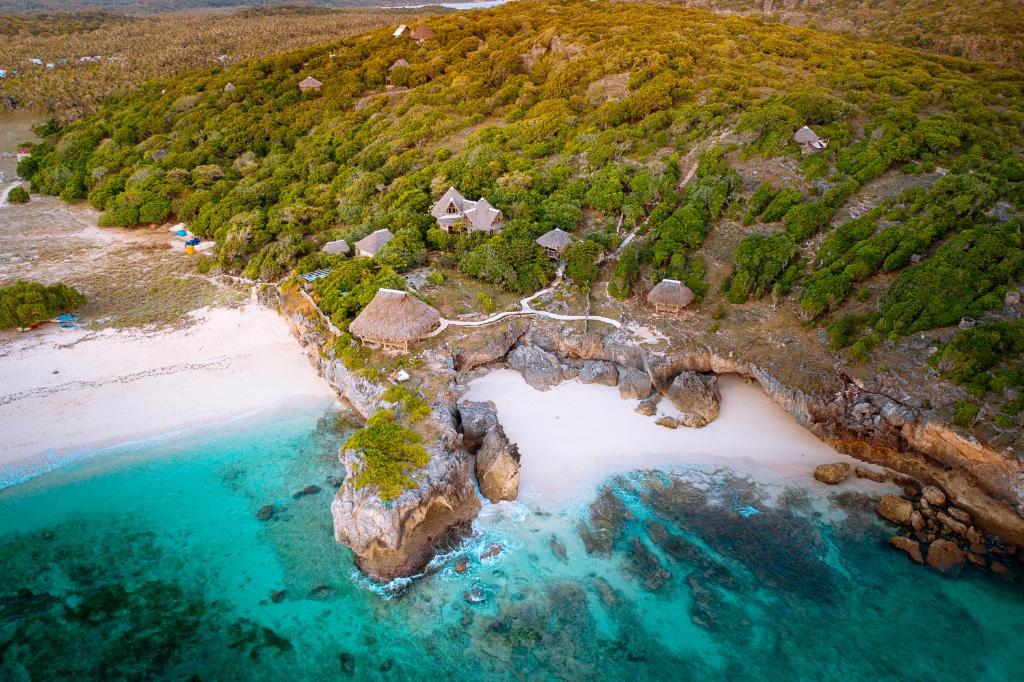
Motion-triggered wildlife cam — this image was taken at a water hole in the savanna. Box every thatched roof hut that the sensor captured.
[536,228,573,259]
[349,288,441,352]
[322,239,350,255]
[793,125,827,151]
[647,279,694,314]
[409,26,435,41]
[299,76,322,92]
[389,58,410,71]
[354,229,394,258]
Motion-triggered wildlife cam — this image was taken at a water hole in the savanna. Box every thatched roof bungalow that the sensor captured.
[299,76,322,93]
[389,58,410,71]
[647,279,694,314]
[430,187,504,233]
[409,26,435,42]
[349,288,441,352]
[354,229,394,258]
[793,125,827,152]
[322,239,350,256]
[536,228,573,259]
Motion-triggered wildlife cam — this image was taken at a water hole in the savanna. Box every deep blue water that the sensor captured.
[1,401,1022,680]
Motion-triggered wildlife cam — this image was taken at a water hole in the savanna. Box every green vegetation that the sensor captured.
[7,186,30,203]
[932,320,1024,422]
[14,0,1024,364]
[0,280,86,329]
[381,384,432,423]
[343,410,430,502]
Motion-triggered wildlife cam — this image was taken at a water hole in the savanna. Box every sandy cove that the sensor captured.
[0,303,334,487]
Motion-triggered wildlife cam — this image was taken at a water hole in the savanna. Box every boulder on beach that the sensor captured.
[926,539,965,572]
[854,466,886,483]
[635,398,658,416]
[664,371,720,427]
[876,495,914,526]
[618,366,653,400]
[579,360,618,386]
[508,344,563,391]
[889,536,923,563]
[655,416,678,429]
[921,486,947,507]
[813,462,850,485]
[475,423,521,502]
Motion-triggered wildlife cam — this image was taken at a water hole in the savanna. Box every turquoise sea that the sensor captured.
[1,400,1023,681]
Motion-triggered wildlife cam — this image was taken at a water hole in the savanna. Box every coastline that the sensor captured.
[0,304,335,489]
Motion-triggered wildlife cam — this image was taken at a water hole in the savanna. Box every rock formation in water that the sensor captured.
[331,403,481,581]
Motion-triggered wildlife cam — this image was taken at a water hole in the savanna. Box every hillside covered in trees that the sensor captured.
[19,0,1024,430]
[0,5,436,120]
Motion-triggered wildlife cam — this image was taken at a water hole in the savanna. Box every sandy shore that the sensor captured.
[0,303,334,487]
[465,369,875,503]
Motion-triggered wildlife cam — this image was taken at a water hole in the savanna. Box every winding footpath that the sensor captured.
[425,264,621,337]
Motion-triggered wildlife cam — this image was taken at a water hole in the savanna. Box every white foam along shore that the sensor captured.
[465,369,870,504]
[0,303,335,487]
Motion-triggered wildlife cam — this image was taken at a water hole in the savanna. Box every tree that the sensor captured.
[7,186,29,204]
[609,245,639,300]
[564,240,604,293]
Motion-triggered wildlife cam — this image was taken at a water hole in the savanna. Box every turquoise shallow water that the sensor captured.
[1,401,1023,681]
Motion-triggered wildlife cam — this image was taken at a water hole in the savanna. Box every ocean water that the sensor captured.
[1,401,1023,681]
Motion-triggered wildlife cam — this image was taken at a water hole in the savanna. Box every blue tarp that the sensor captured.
[176,229,188,237]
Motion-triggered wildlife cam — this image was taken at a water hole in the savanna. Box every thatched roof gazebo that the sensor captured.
[349,288,441,352]
[389,58,410,71]
[647,279,694,315]
[536,228,574,259]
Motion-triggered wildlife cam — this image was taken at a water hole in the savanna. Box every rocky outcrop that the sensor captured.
[889,536,924,563]
[508,344,563,391]
[451,320,528,372]
[579,360,618,386]
[458,400,498,451]
[813,462,850,485]
[331,404,481,582]
[475,423,521,502]
[877,495,914,525]
[618,366,654,400]
[663,371,720,428]
[926,539,965,572]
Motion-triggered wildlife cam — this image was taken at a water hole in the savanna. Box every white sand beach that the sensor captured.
[0,304,334,484]
[465,369,871,502]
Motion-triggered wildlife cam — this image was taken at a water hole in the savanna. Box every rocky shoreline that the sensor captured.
[262,284,1023,582]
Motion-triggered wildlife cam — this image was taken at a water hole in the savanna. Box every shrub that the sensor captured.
[6,186,30,204]
[0,280,87,329]
[343,410,430,502]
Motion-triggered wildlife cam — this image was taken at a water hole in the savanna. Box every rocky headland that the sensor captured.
[265,284,1023,582]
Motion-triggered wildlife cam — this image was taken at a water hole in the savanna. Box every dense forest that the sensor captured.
[18,0,1024,425]
[0,5,436,120]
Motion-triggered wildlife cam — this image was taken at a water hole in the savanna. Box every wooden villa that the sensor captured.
[536,228,573,259]
[354,229,394,258]
[349,288,441,352]
[647,279,694,315]
[299,76,323,93]
[430,187,504,234]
